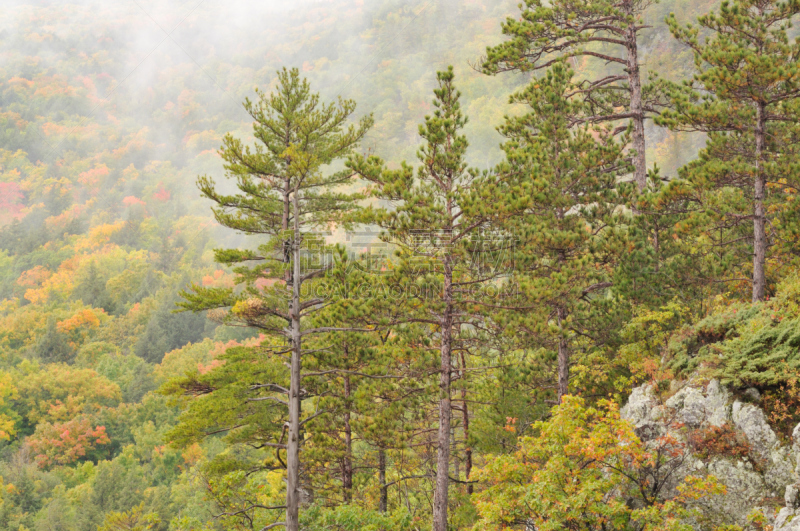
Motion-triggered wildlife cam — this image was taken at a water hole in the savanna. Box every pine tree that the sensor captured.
[348,67,500,531]
[613,166,727,309]
[298,248,417,507]
[37,315,75,364]
[134,290,206,363]
[489,64,629,402]
[177,67,372,531]
[74,262,116,314]
[659,0,800,302]
[481,0,661,193]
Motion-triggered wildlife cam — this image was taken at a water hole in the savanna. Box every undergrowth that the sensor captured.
[666,273,800,389]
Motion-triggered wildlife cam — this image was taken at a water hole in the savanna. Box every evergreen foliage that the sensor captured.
[615,166,734,309]
[658,0,800,302]
[73,262,116,314]
[174,67,372,530]
[3,1,800,530]
[488,63,630,401]
[482,0,661,192]
[349,67,500,530]
[36,316,75,364]
[134,291,208,364]
[667,273,800,388]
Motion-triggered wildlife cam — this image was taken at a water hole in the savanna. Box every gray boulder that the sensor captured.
[776,484,800,531]
[622,379,800,529]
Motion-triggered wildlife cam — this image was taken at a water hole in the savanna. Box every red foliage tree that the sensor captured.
[27,416,111,468]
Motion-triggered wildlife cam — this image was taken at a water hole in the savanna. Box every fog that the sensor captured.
[0,0,713,263]
[0,2,753,530]
[3,0,522,170]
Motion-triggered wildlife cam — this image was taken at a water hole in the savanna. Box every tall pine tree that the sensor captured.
[481,0,660,193]
[659,0,800,302]
[348,67,499,531]
[178,68,372,531]
[489,64,629,402]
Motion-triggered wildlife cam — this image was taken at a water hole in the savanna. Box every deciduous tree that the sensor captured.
[474,395,725,530]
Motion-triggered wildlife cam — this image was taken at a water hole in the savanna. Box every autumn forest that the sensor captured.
[2,0,800,530]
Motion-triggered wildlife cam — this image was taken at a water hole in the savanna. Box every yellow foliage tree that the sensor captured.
[0,372,18,440]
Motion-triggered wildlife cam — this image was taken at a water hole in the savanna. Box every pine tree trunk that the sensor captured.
[379,448,388,513]
[557,307,569,403]
[459,352,472,496]
[286,192,302,531]
[753,102,767,303]
[624,1,647,194]
[283,180,292,283]
[433,259,453,531]
[653,224,660,274]
[342,374,353,502]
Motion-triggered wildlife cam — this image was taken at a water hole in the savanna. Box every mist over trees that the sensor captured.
[2,0,800,530]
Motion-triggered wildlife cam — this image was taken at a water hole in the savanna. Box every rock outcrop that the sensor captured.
[622,380,800,530]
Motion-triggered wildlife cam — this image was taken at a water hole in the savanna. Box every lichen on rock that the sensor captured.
[622,379,800,530]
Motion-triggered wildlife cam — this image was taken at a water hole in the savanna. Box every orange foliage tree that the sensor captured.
[474,396,726,531]
[14,363,121,425]
[27,416,110,467]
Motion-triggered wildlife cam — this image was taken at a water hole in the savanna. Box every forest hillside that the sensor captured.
[2,0,800,530]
